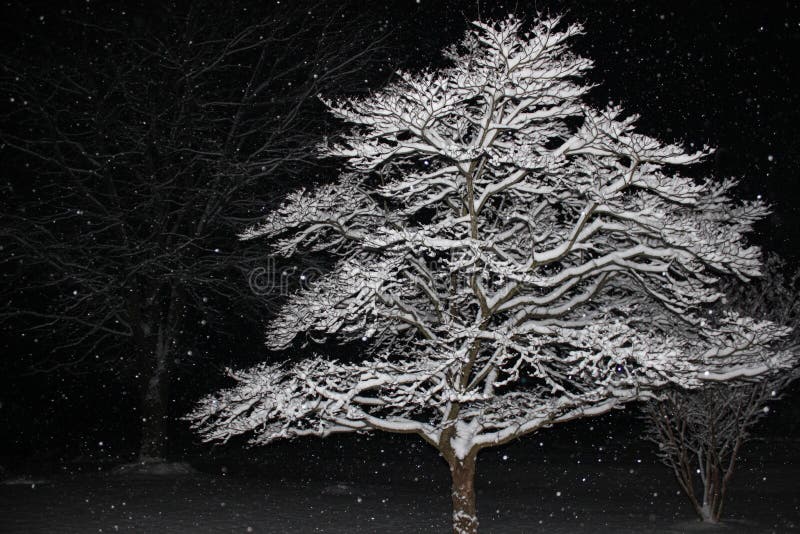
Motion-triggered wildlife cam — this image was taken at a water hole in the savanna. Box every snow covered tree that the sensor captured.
[643,254,800,524]
[188,16,793,533]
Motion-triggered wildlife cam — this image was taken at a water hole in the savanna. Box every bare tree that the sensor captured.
[187,17,794,533]
[643,254,800,523]
[0,1,387,462]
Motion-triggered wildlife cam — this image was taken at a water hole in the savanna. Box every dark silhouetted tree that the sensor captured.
[0,1,387,462]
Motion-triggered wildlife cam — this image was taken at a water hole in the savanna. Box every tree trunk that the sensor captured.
[699,499,724,524]
[138,335,170,462]
[701,482,722,523]
[449,453,478,534]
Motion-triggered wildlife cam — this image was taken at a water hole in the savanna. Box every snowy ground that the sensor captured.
[1,449,797,534]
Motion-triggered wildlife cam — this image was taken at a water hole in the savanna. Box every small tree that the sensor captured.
[188,17,792,533]
[643,254,800,523]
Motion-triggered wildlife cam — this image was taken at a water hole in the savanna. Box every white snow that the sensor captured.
[186,13,796,532]
[0,451,797,533]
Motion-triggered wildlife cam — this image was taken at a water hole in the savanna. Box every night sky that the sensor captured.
[1,0,799,487]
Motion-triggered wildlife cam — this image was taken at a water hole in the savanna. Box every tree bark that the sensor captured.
[701,479,723,523]
[138,333,170,462]
[449,453,478,534]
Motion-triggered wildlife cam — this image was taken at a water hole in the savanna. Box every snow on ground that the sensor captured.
[0,454,797,533]
[110,461,198,477]
[0,476,50,487]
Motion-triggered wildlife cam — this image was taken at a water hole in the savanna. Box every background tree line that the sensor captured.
[0,0,391,462]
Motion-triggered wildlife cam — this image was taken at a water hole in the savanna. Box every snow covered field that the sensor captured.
[1,452,797,533]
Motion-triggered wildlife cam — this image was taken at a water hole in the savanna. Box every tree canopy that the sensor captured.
[189,16,793,533]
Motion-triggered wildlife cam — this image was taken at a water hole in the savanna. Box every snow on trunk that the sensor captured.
[449,453,478,534]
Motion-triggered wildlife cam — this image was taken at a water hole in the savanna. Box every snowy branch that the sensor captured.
[190,16,792,466]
